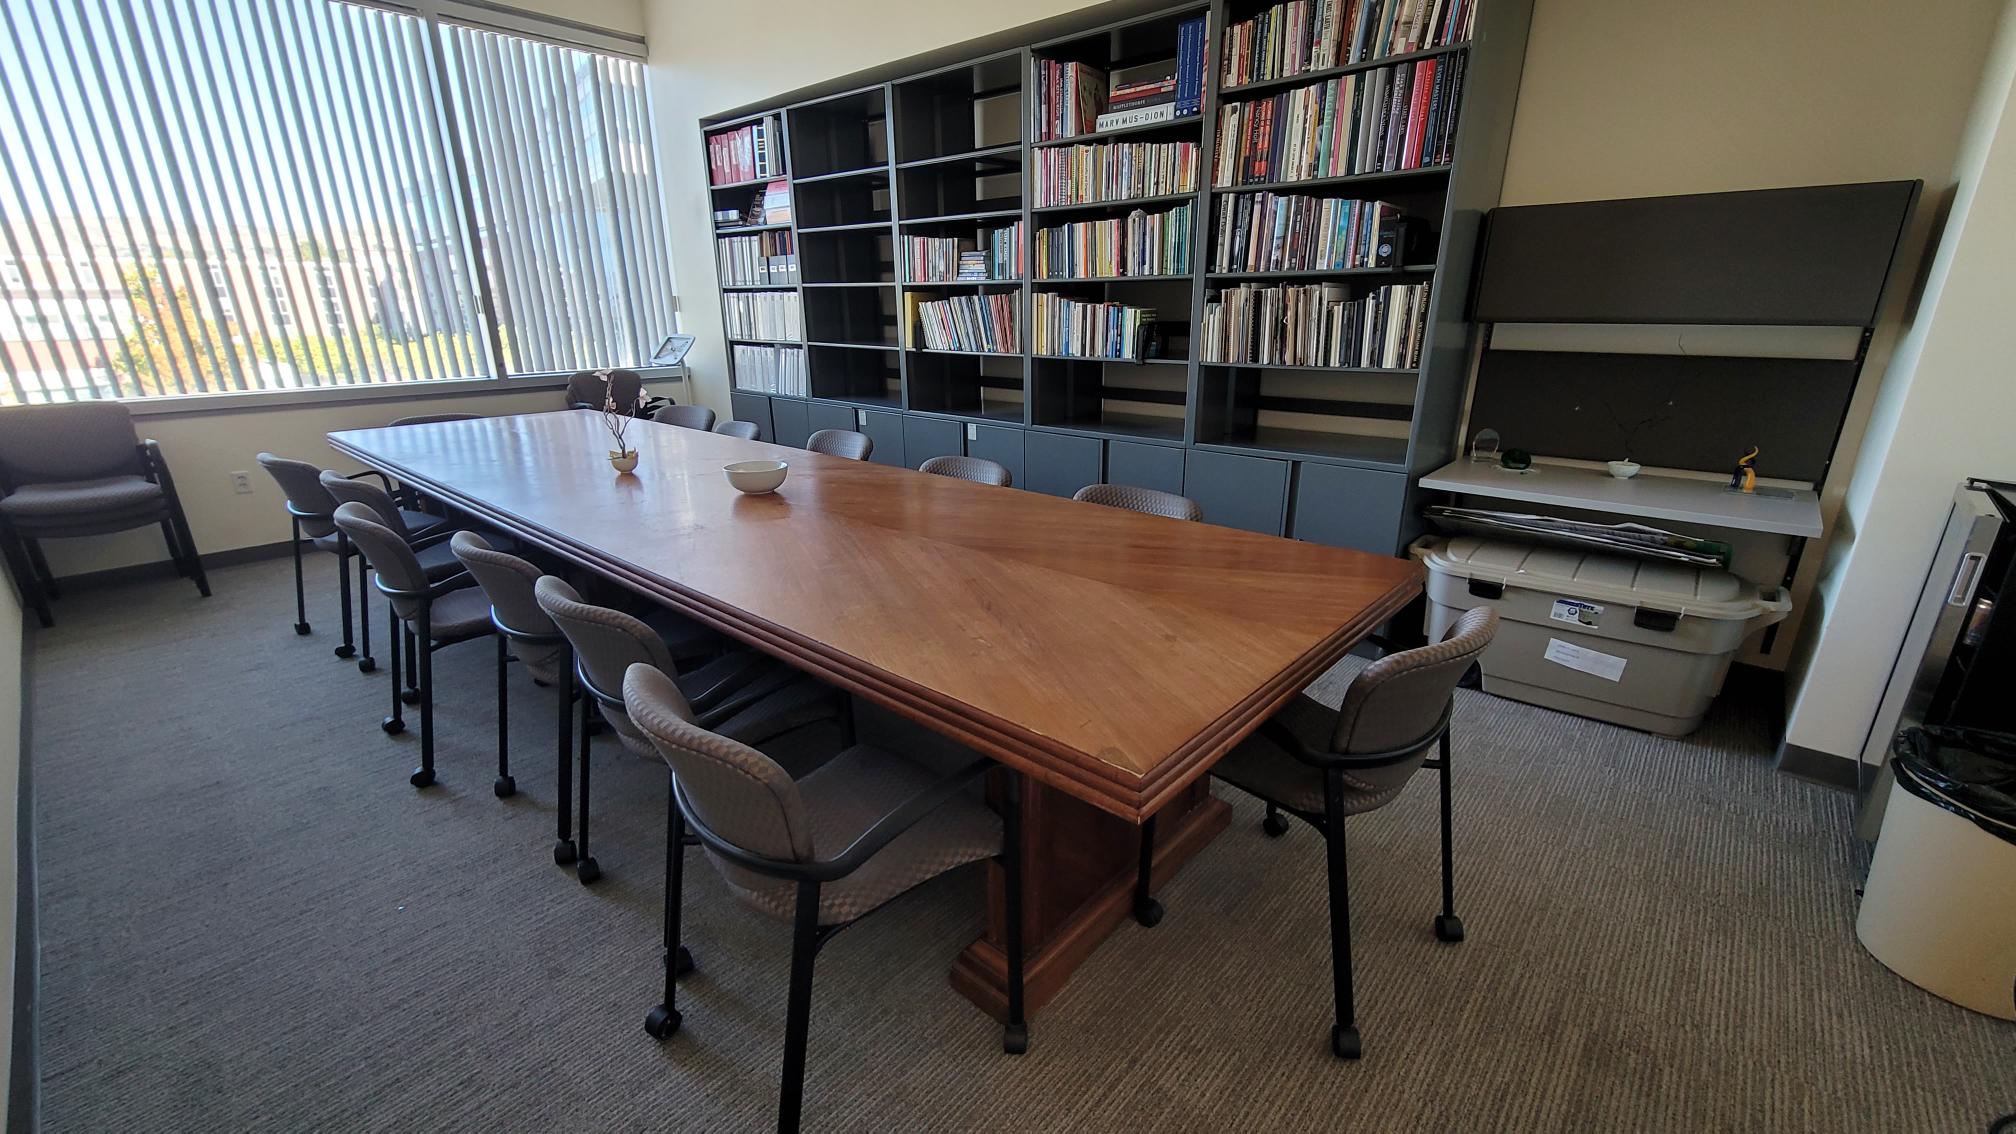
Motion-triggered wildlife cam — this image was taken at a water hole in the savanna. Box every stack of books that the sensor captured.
[1033,59,1107,141]
[1222,0,1477,88]
[716,231,797,285]
[707,115,783,185]
[732,343,807,395]
[761,180,791,224]
[911,293,1021,353]
[1092,17,1207,132]
[1031,139,1199,207]
[1035,203,1193,279]
[722,291,802,340]
[1033,293,1157,360]
[1212,56,1467,186]
[1200,281,1429,367]
[1210,195,1401,273]
[901,222,1024,282]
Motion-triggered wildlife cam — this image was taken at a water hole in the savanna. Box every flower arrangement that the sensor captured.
[600,369,642,472]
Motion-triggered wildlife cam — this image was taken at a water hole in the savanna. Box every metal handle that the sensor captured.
[1947,551,1987,606]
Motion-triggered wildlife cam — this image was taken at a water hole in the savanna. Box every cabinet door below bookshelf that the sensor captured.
[1106,439,1186,496]
[771,399,812,448]
[729,393,774,443]
[859,409,907,467]
[1184,449,1289,535]
[902,415,965,470]
[1288,462,1408,555]
[967,424,1026,488]
[1025,430,1103,498]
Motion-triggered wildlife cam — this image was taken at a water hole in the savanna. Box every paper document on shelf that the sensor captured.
[1544,637,1627,682]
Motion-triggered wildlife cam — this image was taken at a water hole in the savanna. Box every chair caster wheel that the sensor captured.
[494,775,516,799]
[357,657,377,674]
[1002,1023,1029,1055]
[1261,812,1291,838]
[294,622,312,636]
[644,1004,682,1040]
[334,644,356,659]
[577,857,601,885]
[553,839,577,865]
[409,767,435,788]
[675,945,695,977]
[1434,913,1465,943]
[381,716,404,735]
[399,688,421,706]
[1332,1025,1362,1060]
[1133,898,1164,928]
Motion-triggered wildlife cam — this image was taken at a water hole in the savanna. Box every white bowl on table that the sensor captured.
[724,460,789,494]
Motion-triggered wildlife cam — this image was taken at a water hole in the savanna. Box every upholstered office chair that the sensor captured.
[713,420,760,441]
[623,662,1027,1133]
[387,413,481,426]
[258,453,393,658]
[919,454,1012,487]
[806,429,872,461]
[451,532,571,800]
[564,369,665,416]
[1072,483,1203,522]
[1143,607,1498,1060]
[321,471,462,676]
[0,402,208,628]
[533,577,844,883]
[333,502,496,789]
[653,404,717,432]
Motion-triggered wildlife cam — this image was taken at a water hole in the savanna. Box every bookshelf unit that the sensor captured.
[704,0,1533,552]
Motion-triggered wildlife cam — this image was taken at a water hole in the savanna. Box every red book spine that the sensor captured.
[1404,59,1435,167]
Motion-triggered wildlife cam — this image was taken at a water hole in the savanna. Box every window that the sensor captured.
[0,0,670,404]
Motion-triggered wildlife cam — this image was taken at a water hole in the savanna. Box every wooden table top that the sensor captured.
[329,410,1422,819]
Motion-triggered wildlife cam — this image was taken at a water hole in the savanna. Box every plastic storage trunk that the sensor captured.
[1413,535,1792,736]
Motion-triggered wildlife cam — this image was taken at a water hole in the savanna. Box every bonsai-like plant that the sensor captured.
[600,371,640,458]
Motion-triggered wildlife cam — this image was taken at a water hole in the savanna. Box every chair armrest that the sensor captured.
[1264,701,1455,772]
[345,468,396,491]
[407,527,460,553]
[813,756,994,880]
[684,652,777,717]
[373,569,476,604]
[693,663,802,730]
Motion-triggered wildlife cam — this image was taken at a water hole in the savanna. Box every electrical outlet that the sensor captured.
[966,424,978,441]
[230,471,252,495]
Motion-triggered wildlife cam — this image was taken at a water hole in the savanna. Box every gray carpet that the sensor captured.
[25,557,2014,1131]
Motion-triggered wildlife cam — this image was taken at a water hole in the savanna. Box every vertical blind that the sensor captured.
[0,0,674,405]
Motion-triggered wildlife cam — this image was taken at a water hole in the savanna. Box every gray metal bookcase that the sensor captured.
[701,0,1534,553]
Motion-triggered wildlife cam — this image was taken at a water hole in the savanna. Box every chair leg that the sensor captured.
[1002,768,1029,1054]
[156,520,186,580]
[645,767,693,1041]
[381,601,405,736]
[492,632,516,798]
[163,497,209,598]
[334,538,357,659]
[1433,730,1464,943]
[0,526,52,629]
[400,624,420,704]
[1262,801,1291,837]
[553,647,577,865]
[778,880,822,1134]
[24,538,59,600]
[1323,770,1360,1060]
[409,605,435,788]
[289,519,310,635]
[575,693,600,884]
[1132,813,1163,927]
[355,551,375,672]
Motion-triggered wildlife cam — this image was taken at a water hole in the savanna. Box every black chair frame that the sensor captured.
[286,468,398,668]
[654,756,1027,1134]
[371,530,489,788]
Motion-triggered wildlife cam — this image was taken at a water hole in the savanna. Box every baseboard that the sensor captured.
[9,622,36,1134]
[1775,742,1859,792]
[54,540,291,592]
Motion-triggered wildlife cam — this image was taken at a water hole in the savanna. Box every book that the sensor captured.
[731,343,806,395]
[1210,194,1403,274]
[762,180,792,225]
[901,222,1024,282]
[707,114,783,185]
[1096,103,1176,131]
[1031,138,1198,207]
[1033,58,1108,141]
[913,293,1021,353]
[1174,14,1207,117]
[1036,203,1193,280]
[716,231,797,286]
[1200,281,1428,367]
[1032,293,1156,360]
[1211,56,1465,186]
[721,290,802,341]
[1221,0,1477,88]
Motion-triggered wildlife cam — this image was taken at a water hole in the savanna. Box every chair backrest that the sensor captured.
[333,502,428,617]
[0,402,143,487]
[319,470,412,537]
[806,428,872,461]
[653,404,717,431]
[713,420,759,441]
[1072,483,1203,522]
[533,576,675,700]
[1333,606,1498,757]
[256,452,339,537]
[388,413,480,427]
[624,662,813,872]
[451,531,554,638]
[919,454,1012,487]
[565,369,644,413]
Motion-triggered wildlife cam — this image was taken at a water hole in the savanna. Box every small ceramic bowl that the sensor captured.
[1607,460,1642,480]
[725,459,789,494]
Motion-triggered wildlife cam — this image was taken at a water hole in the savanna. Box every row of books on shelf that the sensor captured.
[722,291,802,341]
[708,115,783,186]
[1222,0,1477,88]
[1031,139,1198,208]
[1210,195,1404,273]
[717,231,797,286]
[731,343,807,396]
[1213,55,1466,186]
[1032,14,1208,142]
[1201,281,1428,368]
[713,180,792,230]
[906,293,1021,354]
[901,223,1025,283]
[1032,293,1157,361]
[1034,203,1193,280]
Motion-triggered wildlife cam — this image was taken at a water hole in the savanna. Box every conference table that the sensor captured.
[328,410,1423,1016]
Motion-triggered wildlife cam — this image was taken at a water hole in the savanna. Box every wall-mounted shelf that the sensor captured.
[1418,458,1823,538]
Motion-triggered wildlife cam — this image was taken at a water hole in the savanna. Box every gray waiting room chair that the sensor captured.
[257,452,397,659]
[805,429,872,461]
[713,420,760,441]
[919,454,1012,487]
[1072,483,1204,522]
[533,577,845,884]
[564,368,665,416]
[450,532,569,801]
[622,661,1027,1134]
[1134,606,1499,1060]
[332,502,495,790]
[653,404,717,431]
[320,471,460,677]
[0,401,208,628]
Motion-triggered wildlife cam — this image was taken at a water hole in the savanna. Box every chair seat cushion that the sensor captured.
[603,656,841,763]
[417,586,494,642]
[644,607,724,665]
[1211,693,1425,816]
[2,476,163,517]
[721,744,1000,926]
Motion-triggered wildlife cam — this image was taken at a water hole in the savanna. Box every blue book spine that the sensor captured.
[1177,16,1206,117]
